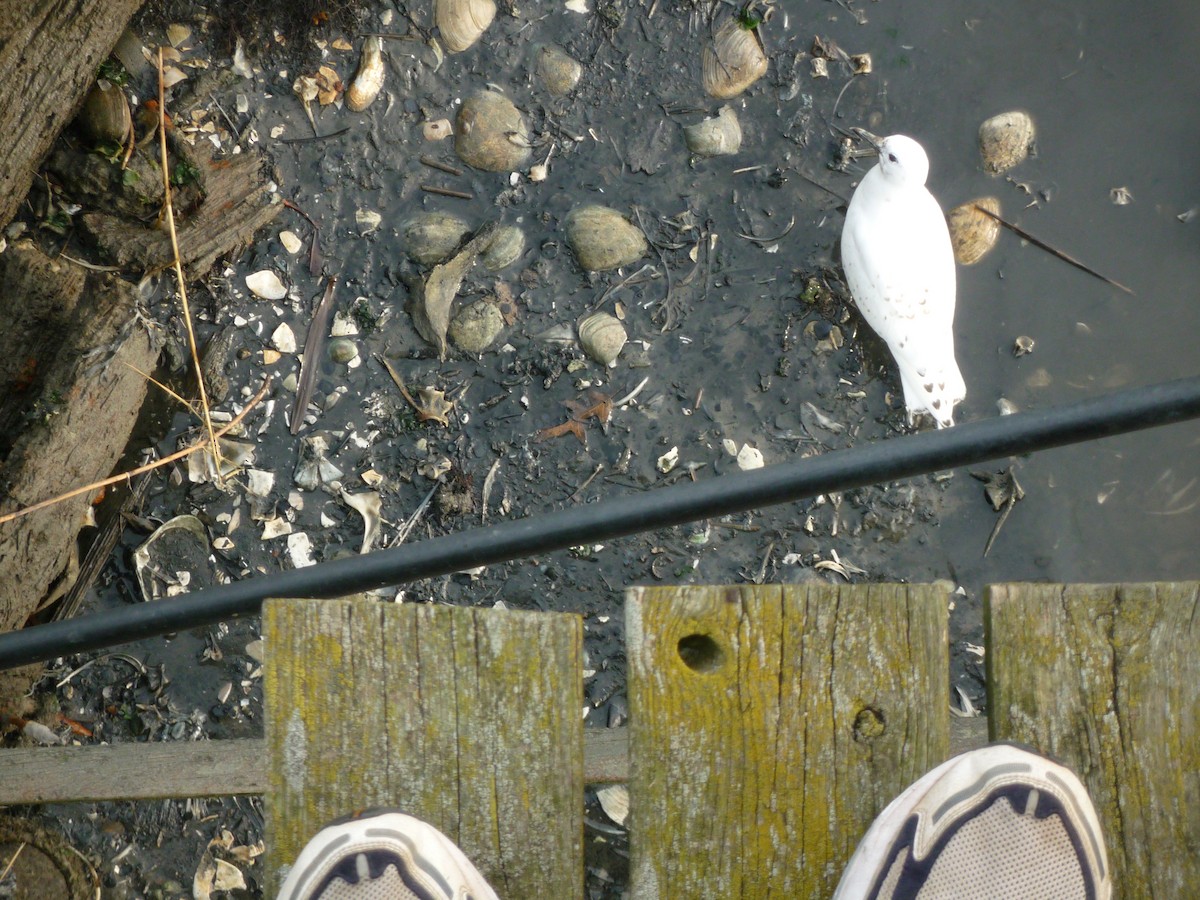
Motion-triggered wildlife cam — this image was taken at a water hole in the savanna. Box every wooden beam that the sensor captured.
[626,583,950,898]
[987,582,1200,899]
[263,599,585,898]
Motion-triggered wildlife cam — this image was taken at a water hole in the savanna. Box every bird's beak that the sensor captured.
[852,128,884,153]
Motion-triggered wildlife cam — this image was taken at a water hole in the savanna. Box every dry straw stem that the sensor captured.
[0,379,270,527]
[156,46,223,475]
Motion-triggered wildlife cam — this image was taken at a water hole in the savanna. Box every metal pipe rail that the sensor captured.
[2,375,1199,671]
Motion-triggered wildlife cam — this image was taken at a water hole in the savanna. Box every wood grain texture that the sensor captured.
[0,0,143,228]
[263,599,584,899]
[626,583,949,899]
[987,581,1200,899]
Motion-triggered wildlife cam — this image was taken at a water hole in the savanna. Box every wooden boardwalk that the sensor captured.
[0,582,1195,897]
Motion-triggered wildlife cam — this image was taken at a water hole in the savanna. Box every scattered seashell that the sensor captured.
[1013,335,1035,357]
[978,110,1035,175]
[328,337,359,364]
[736,445,765,470]
[356,208,382,235]
[455,89,531,172]
[261,517,293,540]
[294,435,344,491]
[810,57,828,78]
[78,80,131,144]
[578,311,627,366]
[596,784,629,826]
[287,532,315,568]
[262,348,281,365]
[246,269,287,300]
[851,53,872,75]
[683,105,742,157]
[702,17,768,99]
[167,23,191,48]
[341,489,383,554]
[657,446,679,474]
[997,398,1020,416]
[271,323,297,354]
[423,118,453,141]
[564,205,647,272]
[435,0,496,53]
[346,36,385,111]
[188,438,256,484]
[946,196,1001,265]
[162,66,188,88]
[279,230,303,254]
[1110,186,1133,206]
[133,515,217,601]
[23,721,62,745]
[402,211,472,266]
[536,44,583,96]
[449,300,506,353]
[245,469,275,497]
[481,225,525,270]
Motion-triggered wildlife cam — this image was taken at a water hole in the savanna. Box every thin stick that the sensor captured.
[157,47,223,477]
[973,204,1134,295]
[0,380,269,527]
[291,277,338,435]
[419,156,463,176]
[420,184,473,200]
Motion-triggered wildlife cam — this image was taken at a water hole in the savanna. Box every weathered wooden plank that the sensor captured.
[0,728,630,805]
[626,583,949,899]
[263,599,584,898]
[0,739,267,803]
[987,581,1200,899]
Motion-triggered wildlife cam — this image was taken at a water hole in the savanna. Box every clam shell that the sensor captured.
[578,311,627,367]
[78,80,131,144]
[449,299,506,353]
[454,89,531,172]
[481,225,525,271]
[565,205,647,272]
[702,18,768,99]
[435,0,496,53]
[346,36,385,112]
[328,337,359,364]
[536,44,583,96]
[947,196,1001,265]
[246,269,288,300]
[683,105,742,157]
[979,110,1035,175]
[401,211,471,266]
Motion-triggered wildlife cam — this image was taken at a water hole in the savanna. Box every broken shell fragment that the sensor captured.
[294,435,343,491]
[481,225,525,271]
[341,488,383,554]
[736,445,765,470]
[536,44,583,96]
[578,311,627,367]
[702,17,768,99]
[423,118,453,141]
[401,211,471,266]
[1013,335,1035,357]
[454,89,531,172]
[78,80,131,144]
[435,0,496,53]
[565,205,647,272]
[979,110,1035,175]
[449,299,506,353]
[683,105,742,157]
[346,36,385,112]
[946,196,1001,265]
[246,269,288,300]
[133,515,216,602]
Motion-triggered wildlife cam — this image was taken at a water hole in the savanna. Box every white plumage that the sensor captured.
[841,132,966,428]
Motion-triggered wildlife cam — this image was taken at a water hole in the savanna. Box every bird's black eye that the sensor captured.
[888,153,898,163]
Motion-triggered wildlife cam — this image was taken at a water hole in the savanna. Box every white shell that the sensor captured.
[246,269,287,300]
[346,36,385,112]
[702,18,768,99]
[683,106,742,157]
[435,0,496,53]
[578,311,627,366]
[978,110,1035,175]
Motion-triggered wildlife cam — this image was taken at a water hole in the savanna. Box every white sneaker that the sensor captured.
[834,744,1111,899]
[278,809,500,900]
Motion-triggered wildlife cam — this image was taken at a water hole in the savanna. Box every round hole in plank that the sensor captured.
[677,633,724,673]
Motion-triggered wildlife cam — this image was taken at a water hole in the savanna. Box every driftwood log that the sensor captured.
[0,0,281,712]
